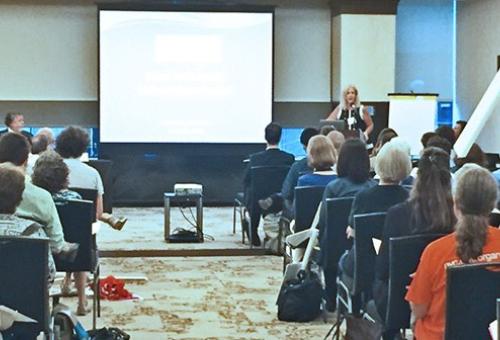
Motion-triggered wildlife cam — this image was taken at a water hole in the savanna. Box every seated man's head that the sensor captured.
[0,132,30,167]
[4,112,25,133]
[420,131,437,148]
[56,126,89,159]
[32,150,70,194]
[265,123,282,146]
[0,164,26,214]
[31,134,50,155]
[300,127,319,150]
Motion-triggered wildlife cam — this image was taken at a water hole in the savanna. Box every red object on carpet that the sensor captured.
[99,275,133,300]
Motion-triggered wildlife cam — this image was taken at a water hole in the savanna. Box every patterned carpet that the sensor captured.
[97,207,250,251]
[62,256,335,339]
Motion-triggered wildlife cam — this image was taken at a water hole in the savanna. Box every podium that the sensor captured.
[388,93,438,156]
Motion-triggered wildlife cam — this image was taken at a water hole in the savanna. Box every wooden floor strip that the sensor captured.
[100,248,275,258]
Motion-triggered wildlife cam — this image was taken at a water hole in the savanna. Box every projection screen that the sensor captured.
[99,9,273,143]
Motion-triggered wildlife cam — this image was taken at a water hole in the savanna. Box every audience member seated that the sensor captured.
[26,128,54,175]
[242,123,295,245]
[435,125,456,147]
[317,138,376,310]
[56,126,126,230]
[317,138,376,238]
[374,147,455,339]
[326,130,345,172]
[339,139,412,280]
[0,132,77,257]
[31,150,90,315]
[0,112,33,141]
[268,127,318,219]
[406,164,500,340]
[370,128,398,172]
[319,124,335,136]
[420,131,438,149]
[453,120,467,139]
[388,137,414,186]
[454,143,488,171]
[0,163,55,287]
[297,135,337,187]
[373,128,398,151]
[426,136,452,156]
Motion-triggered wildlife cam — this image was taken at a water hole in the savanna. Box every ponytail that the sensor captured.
[453,164,498,263]
[455,214,489,263]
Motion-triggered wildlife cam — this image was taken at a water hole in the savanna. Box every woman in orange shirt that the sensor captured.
[405,164,500,340]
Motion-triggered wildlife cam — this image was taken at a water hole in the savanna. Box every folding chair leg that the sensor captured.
[92,272,97,330]
[241,208,246,244]
[96,266,101,317]
[232,203,236,234]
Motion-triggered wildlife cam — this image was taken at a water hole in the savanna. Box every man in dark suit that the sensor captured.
[243,123,294,246]
[0,112,33,142]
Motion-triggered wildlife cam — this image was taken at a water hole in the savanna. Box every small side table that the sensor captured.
[164,192,203,242]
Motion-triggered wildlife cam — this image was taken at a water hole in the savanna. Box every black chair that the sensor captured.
[69,187,97,222]
[88,159,113,213]
[334,212,386,338]
[247,165,290,246]
[293,186,325,233]
[320,197,354,308]
[54,199,100,329]
[0,237,50,338]
[282,186,325,271]
[385,234,445,331]
[352,212,386,297]
[445,262,500,340]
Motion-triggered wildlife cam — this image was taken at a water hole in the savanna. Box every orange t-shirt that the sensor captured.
[405,227,500,340]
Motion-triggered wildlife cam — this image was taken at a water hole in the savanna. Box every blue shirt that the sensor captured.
[298,173,337,187]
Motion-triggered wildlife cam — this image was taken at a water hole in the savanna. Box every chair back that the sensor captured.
[320,196,354,270]
[293,186,325,233]
[54,199,96,272]
[352,212,386,296]
[249,165,290,209]
[445,262,500,340]
[386,233,445,329]
[69,187,97,221]
[0,236,50,335]
[69,187,97,204]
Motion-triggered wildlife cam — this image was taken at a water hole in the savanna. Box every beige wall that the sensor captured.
[0,2,332,103]
[331,16,342,101]
[274,7,331,102]
[0,4,97,100]
[457,0,500,153]
[333,14,396,102]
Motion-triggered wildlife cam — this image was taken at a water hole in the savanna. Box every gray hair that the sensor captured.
[327,130,345,154]
[375,140,412,183]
